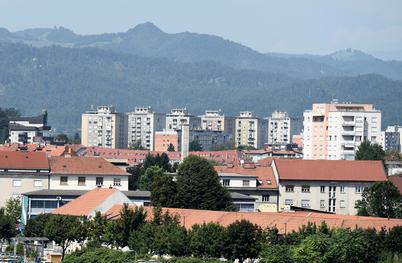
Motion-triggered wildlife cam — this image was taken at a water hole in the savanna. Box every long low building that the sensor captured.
[51,188,402,234]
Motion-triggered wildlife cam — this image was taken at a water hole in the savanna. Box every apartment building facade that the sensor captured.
[127,106,165,150]
[235,111,267,149]
[165,108,201,131]
[267,111,291,145]
[272,159,387,215]
[8,111,51,144]
[200,110,235,136]
[382,125,402,153]
[303,101,381,160]
[81,106,128,149]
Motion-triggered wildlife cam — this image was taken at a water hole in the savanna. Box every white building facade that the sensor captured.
[165,108,201,131]
[235,111,267,149]
[267,111,291,145]
[127,106,165,150]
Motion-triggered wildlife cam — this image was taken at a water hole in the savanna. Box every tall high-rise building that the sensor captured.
[235,111,267,149]
[200,110,235,136]
[267,111,291,145]
[165,108,201,131]
[81,106,127,149]
[303,101,382,160]
[382,125,402,153]
[127,106,165,150]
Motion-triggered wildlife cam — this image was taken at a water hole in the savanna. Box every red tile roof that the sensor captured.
[49,156,129,175]
[0,151,49,170]
[389,175,402,194]
[274,159,387,182]
[105,205,402,233]
[214,166,278,189]
[52,187,118,216]
[257,157,278,167]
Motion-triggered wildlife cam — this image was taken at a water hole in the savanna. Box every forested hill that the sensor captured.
[0,43,401,133]
[1,23,402,80]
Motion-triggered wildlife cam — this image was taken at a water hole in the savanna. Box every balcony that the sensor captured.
[341,130,355,136]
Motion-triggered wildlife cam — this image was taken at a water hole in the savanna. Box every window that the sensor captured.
[285,185,294,192]
[222,179,230,186]
[302,185,310,193]
[34,180,43,187]
[78,177,86,186]
[262,195,270,202]
[45,200,58,209]
[12,180,21,187]
[31,200,44,208]
[320,200,325,208]
[285,199,293,205]
[60,176,68,185]
[320,186,325,193]
[355,186,364,193]
[113,178,121,186]
[340,186,345,193]
[242,180,250,187]
[96,177,104,186]
[340,200,346,208]
[301,199,310,208]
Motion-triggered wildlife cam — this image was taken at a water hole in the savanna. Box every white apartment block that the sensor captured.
[81,106,128,149]
[303,101,381,160]
[267,111,291,145]
[200,110,235,135]
[127,106,165,150]
[165,108,201,131]
[235,111,267,149]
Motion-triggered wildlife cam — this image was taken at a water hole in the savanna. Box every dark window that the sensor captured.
[31,200,44,208]
[44,201,58,209]
[78,177,86,186]
[60,176,68,185]
[262,195,270,202]
[96,177,104,186]
[222,179,230,186]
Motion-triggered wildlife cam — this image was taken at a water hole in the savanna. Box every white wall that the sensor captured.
[49,174,129,191]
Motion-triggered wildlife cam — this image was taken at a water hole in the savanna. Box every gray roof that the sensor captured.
[23,189,151,198]
[230,192,257,200]
[9,115,45,124]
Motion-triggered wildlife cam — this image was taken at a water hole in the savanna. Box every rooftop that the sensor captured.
[274,159,387,182]
[389,175,402,194]
[0,151,49,170]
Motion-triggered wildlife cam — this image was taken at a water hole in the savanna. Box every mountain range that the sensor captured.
[0,23,401,133]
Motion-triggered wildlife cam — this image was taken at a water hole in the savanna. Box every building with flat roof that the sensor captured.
[267,111,291,145]
[303,101,382,160]
[127,106,165,150]
[235,111,267,149]
[81,106,127,149]
[200,110,235,136]
[8,111,51,144]
[165,108,201,131]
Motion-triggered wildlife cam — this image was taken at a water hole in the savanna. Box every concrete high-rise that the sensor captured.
[81,106,127,149]
[200,110,235,136]
[303,101,382,160]
[165,108,201,131]
[235,111,267,149]
[267,111,291,145]
[127,106,165,150]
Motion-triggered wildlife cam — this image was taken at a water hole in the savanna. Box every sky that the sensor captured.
[1,0,402,59]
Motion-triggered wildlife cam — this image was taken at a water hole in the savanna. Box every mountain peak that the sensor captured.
[328,48,375,61]
[127,22,163,35]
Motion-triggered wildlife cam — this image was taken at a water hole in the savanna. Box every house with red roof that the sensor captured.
[0,151,50,206]
[49,156,130,191]
[272,159,387,215]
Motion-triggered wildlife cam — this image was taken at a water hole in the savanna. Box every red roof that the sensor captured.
[274,159,387,182]
[49,156,129,175]
[0,151,49,170]
[105,205,402,233]
[214,165,278,189]
[389,175,402,194]
[52,188,118,216]
[257,157,278,167]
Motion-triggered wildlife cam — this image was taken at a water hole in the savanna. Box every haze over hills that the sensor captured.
[0,42,401,133]
[1,23,402,80]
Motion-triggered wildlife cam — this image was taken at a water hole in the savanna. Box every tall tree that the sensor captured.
[223,220,262,263]
[189,139,203,151]
[355,140,385,160]
[175,155,234,211]
[139,166,165,191]
[150,173,177,207]
[0,208,15,245]
[355,181,402,218]
[5,197,21,225]
[167,143,175,152]
[189,223,225,258]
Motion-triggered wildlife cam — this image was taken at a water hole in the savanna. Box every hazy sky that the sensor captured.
[1,0,402,58]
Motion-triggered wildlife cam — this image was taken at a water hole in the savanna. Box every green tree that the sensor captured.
[189,139,202,151]
[150,173,177,207]
[260,244,293,263]
[355,140,385,160]
[44,215,88,259]
[126,164,142,190]
[5,197,21,225]
[189,223,225,258]
[384,226,402,254]
[176,155,234,211]
[291,233,332,263]
[129,140,145,150]
[223,220,262,263]
[167,143,175,152]
[0,107,20,143]
[139,166,165,191]
[24,213,52,237]
[355,181,402,218]
[0,207,15,245]
[87,212,109,247]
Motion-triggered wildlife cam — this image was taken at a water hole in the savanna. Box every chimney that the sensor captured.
[181,124,190,161]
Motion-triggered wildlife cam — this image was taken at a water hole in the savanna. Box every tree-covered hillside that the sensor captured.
[0,43,401,133]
